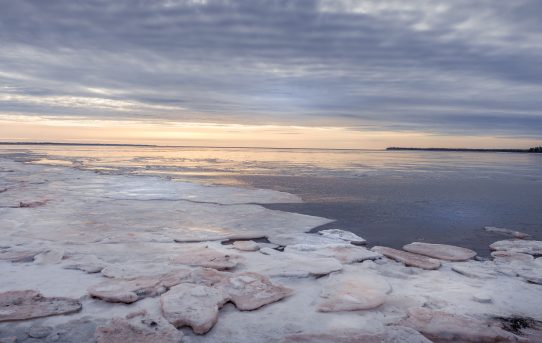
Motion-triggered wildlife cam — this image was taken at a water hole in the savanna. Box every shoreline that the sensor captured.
[2,147,541,257]
[0,154,541,341]
[387,147,542,153]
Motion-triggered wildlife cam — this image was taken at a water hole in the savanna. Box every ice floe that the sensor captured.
[485,226,531,239]
[284,244,381,264]
[257,248,343,277]
[95,314,183,343]
[317,229,366,245]
[0,290,81,322]
[399,307,523,342]
[490,239,542,255]
[281,326,432,343]
[232,240,260,251]
[267,233,346,247]
[403,242,477,262]
[371,246,442,270]
[161,283,228,334]
[171,245,244,270]
[317,272,391,312]
[451,260,500,279]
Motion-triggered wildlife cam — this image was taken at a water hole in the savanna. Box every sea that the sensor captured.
[1,144,541,255]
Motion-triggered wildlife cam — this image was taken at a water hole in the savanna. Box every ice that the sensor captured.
[96,316,183,343]
[232,240,260,251]
[317,272,391,312]
[161,283,229,334]
[371,246,442,270]
[451,260,500,279]
[318,229,366,245]
[281,326,432,343]
[0,290,81,322]
[490,239,542,255]
[0,159,330,248]
[256,248,343,277]
[399,307,523,342]
[88,269,193,303]
[160,269,292,334]
[171,245,244,270]
[1,156,542,342]
[52,170,303,205]
[403,242,477,262]
[34,248,65,265]
[284,244,381,264]
[484,226,531,239]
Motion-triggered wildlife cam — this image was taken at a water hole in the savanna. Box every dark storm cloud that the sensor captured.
[1,0,541,137]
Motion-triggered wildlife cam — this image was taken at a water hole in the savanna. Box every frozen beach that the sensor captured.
[1,148,542,342]
[2,145,541,253]
[3,0,542,341]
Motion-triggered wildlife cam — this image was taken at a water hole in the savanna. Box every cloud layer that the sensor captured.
[1,0,541,138]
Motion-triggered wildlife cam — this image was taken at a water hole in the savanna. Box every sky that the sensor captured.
[1,0,541,148]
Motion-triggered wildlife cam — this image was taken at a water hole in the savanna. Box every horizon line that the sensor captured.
[0,141,379,151]
[0,141,539,152]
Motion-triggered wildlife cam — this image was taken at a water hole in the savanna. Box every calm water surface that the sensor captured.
[2,145,541,255]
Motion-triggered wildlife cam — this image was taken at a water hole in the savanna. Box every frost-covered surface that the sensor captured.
[1,157,542,342]
[318,229,366,245]
[0,158,328,247]
[402,242,477,262]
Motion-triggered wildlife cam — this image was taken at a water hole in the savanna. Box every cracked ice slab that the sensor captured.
[0,290,82,322]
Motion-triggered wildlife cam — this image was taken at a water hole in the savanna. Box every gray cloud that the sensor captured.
[1,0,541,137]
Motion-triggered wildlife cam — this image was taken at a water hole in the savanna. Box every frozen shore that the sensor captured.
[1,156,541,342]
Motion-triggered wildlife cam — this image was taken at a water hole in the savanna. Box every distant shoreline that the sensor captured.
[0,142,157,147]
[0,142,540,153]
[387,147,542,153]
[0,142,370,151]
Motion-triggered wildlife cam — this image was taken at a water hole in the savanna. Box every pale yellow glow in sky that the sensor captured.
[0,115,537,149]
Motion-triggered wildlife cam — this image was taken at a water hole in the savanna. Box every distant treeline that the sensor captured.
[387,147,542,153]
[0,142,156,147]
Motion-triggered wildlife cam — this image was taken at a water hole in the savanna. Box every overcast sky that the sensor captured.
[1,0,541,146]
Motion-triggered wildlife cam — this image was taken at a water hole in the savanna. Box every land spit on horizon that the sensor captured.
[0,153,542,342]
[387,146,542,153]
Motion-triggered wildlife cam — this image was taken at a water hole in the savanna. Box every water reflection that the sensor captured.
[1,144,541,254]
[1,145,541,186]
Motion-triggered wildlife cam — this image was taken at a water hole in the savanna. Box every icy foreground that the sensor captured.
[1,157,542,342]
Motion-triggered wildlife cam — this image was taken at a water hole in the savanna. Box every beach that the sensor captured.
[2,145,541,253]
[0,148,542,342]
[3,0,542,341]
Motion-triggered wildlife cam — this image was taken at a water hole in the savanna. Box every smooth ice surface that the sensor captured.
[284,244,381,264]
[0,159,330,248]
[318,229,366,245]
[403,242,477,262]
[490,240,542,255]
[371,246,442,270]
[317,272,391,312]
